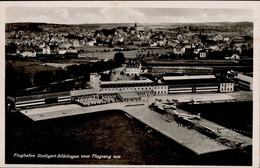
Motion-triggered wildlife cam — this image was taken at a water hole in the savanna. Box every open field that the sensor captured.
[79,48,172,60]
[6,60,44,68]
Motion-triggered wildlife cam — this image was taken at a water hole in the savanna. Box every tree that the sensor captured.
[244,35,252,41]
[5,42,18,54]
[114,52,125,67]
[66,65,79,78]
[6,68,32,94]
[33,71,54,86]
[55,70,68,81]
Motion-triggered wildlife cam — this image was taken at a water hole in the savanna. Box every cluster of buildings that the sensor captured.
[5,23,253,111]
[8,70,252,110]
[89,72,237,95]
[6,23,253,60]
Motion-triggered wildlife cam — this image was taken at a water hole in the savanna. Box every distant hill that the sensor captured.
[6,21,253,32]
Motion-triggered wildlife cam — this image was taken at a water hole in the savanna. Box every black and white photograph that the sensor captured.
[1,1,260,167]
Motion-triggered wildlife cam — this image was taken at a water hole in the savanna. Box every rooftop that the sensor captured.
[16,91,70,102]
[152,66,213,70]
[70,88,96,97]
[119,92,140,99]
[163,75,216,81]
[126,60,141,68]
[20,48,35,52]
[101,79,153,85]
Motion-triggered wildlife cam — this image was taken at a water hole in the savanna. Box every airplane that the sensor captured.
[173,110,201,120]
[189,99,197,105]
[165,99,179,105]
[152,100,176,111]
[200,123,218,134]
[163,104,177,109]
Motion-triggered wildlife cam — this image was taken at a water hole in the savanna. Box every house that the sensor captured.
[157,40,166,47]
[35,36,42,40]
[60,42,72,49]
[136,27,145,33]
[39,41,46,48]
[67,46,78,54]
[17,48,36,57]
[167,41,177,47]
[50,36,58,42]
[124,60,142,76]
[236,47,242,55]
[43,35,50,42]
[233,41,244,48]
[133,40,142,46]
[57,37,65,43]
[79,40,86,46]
[223,37,230,42]
[118,37,124,43]
[58,47,67,54]
[177,34,182,40]
[87,39,96,46]
[210,45,219,51]
[173,44,185,55]
[231,54,240,60]
[213,34,223,41]
[42,45,51,55]
[150,41,158,47]
[141,67,148,73]
[193,46,203,54]
[34,46,43,54]
[182,39,189,44]
[191,42,200,49]
[190,35,201,43]
[184,43,192,49]
[73,39,80,47]
[130,29,136,35]
[199,50,207,58]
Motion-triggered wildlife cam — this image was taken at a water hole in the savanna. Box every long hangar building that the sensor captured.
[90,73,223,94]
[162,75,220,93]
[9,73,235,110]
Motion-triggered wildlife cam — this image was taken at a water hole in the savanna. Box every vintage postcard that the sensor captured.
[0,1,259,167]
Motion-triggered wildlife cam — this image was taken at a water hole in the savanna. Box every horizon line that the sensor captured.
[6,21,253,25]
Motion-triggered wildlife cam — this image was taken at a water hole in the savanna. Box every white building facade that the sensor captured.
[124,61,142,76]
[90,73,101,92]
[153,85,168,94]
[237,73,253,90]
[219,82,235,93]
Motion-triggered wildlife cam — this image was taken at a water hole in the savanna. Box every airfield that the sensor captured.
[20,91,252,155]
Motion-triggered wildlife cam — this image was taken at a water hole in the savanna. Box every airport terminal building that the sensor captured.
[9,73,235,110]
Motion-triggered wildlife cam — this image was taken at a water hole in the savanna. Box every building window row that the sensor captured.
[221,83,233,87]
[155,91,167,94]
[154,86,167,89]
[101,86,154,92]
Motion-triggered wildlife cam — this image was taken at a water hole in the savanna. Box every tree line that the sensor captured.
[6,52,126,95]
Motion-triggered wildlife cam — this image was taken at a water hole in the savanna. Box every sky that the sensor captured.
[6,8,253,24]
